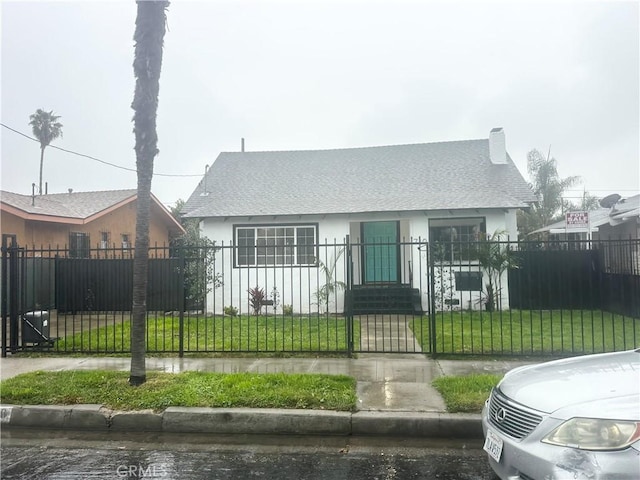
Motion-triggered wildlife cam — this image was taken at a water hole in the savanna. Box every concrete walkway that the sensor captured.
[356,315,424,353]
[0,354,535,438]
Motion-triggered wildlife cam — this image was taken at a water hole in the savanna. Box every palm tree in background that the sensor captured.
[29,109,63,195]
[129,0,169,386]
[518,148,580,237]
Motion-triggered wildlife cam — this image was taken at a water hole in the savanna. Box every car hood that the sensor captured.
[498,349,640,416]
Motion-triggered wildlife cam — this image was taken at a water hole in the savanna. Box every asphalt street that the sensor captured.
[1,430,497,480]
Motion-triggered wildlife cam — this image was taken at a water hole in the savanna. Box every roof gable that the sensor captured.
[183,137,536,219]
[1,189,138,219]
[1,189,185,234]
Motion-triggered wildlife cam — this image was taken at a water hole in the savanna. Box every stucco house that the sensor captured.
[183,128,536,314]
[1,189,185,256]
[600,194,640,239]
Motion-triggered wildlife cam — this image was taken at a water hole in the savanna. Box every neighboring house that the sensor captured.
[599,194,640,240]
[532,194,640,276]
[183,128,537,313]
[531,194,640,241]
[1,189,185,256]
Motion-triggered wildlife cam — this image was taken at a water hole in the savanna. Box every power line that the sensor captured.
[564,189,639,193]
[1,123,204,178]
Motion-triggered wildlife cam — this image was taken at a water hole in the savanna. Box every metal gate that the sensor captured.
[345,235,434,355]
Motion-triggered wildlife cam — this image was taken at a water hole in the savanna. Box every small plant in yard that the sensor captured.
[224,305,238,317]
[282,304,294,316]
[248,286,266,315]
[313,247,346,313]
[476,230,518,312]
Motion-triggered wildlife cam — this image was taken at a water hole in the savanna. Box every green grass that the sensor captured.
[432,374,501,413]
[49,310,638,356]
[412,310,639,355]
[0,370,358,412]
[55,315,358,354]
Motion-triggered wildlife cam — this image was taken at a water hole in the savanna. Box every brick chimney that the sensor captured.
[489,127,507,164]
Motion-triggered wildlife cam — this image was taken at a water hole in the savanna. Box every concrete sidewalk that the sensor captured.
[0,354,534,438]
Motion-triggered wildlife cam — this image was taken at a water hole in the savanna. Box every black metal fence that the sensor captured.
[2,237,638,357]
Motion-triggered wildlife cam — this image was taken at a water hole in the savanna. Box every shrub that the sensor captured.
[282,304,293,315]
[224,305,238,317]
[248,286,266,315]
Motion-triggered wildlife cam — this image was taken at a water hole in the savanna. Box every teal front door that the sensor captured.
[362,221,399,283]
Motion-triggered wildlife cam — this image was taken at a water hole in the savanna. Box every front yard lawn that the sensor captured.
[54,315,357,354]
[411,310,639,355]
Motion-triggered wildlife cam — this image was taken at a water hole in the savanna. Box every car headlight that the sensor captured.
[543,417,640,451]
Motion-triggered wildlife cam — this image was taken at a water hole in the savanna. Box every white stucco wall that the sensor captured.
[202,209,518,245]
[199,208,518,314]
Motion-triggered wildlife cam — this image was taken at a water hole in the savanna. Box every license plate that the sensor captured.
[483,428,504,462]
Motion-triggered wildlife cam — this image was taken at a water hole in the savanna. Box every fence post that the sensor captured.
[428,242,437,357]
[178,246,185,358]
[345,235,354,357]
[1,235,17,357]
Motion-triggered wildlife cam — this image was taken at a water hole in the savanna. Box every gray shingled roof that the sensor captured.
[610,194,640,222]
[1,189,137,219]
[182,138,537,218]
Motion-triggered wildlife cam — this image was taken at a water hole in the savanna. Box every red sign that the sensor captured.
[566,211,589,229]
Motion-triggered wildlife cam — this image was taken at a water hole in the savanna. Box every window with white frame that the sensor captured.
[121,233,131,250]
[99,231,110,249]
[429,217,486,262]
[235,224,318,267]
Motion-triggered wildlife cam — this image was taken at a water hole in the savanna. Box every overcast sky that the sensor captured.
[2,1,638,209]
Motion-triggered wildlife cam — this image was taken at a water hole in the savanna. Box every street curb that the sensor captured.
[352,411,483,438]
[111,409,163,432]
[162,407,352,435]
[1,404,483,438]
[1,405,109,431]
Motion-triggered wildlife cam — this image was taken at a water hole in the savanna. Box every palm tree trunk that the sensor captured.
[130,177,151,386]
[38,146,45,195]
[129,0,169,386]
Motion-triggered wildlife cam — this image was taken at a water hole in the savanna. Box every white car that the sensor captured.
[482,349,640,480]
